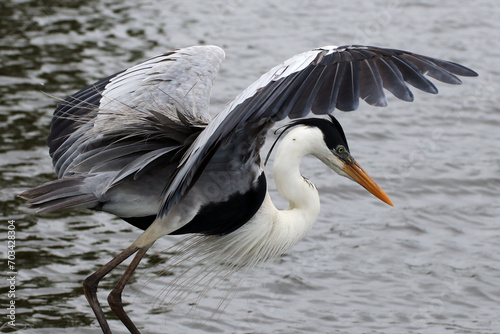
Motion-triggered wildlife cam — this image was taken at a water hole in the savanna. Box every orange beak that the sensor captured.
[342,158,394,207]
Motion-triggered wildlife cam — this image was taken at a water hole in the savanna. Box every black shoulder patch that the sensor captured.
[171,173,267,236]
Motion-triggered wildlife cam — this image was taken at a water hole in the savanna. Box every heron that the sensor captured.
[20,44,477,333]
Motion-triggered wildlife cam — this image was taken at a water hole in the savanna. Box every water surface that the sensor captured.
[1,0,499,333]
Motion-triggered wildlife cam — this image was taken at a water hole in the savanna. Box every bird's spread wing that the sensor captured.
[159,45,477,217]
[23,46,225,214]
[49,45,225,181]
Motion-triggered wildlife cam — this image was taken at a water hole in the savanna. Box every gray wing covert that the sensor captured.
[49,45,225,181]
[22,46,226,214]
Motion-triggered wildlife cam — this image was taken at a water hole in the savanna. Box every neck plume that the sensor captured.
[180,126,325,268]
[222,125,323,264]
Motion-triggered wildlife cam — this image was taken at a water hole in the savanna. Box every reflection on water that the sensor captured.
[1,0,499,333]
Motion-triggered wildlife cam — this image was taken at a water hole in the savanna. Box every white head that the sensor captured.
[271,116,393,206]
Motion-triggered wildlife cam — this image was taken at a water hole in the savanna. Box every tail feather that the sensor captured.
[19,177,99,214]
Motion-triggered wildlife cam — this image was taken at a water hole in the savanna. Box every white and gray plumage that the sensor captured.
[20,44,477,333]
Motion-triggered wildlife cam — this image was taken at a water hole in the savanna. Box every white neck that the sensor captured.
[272,127,322,230]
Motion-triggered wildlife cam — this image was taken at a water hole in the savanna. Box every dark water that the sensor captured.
[1,0,499,333]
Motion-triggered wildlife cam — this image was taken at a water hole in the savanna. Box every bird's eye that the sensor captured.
[336,146,345,154]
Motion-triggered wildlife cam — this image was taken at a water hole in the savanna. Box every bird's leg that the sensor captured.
[83,244,140,334]
[108,243,154,334]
